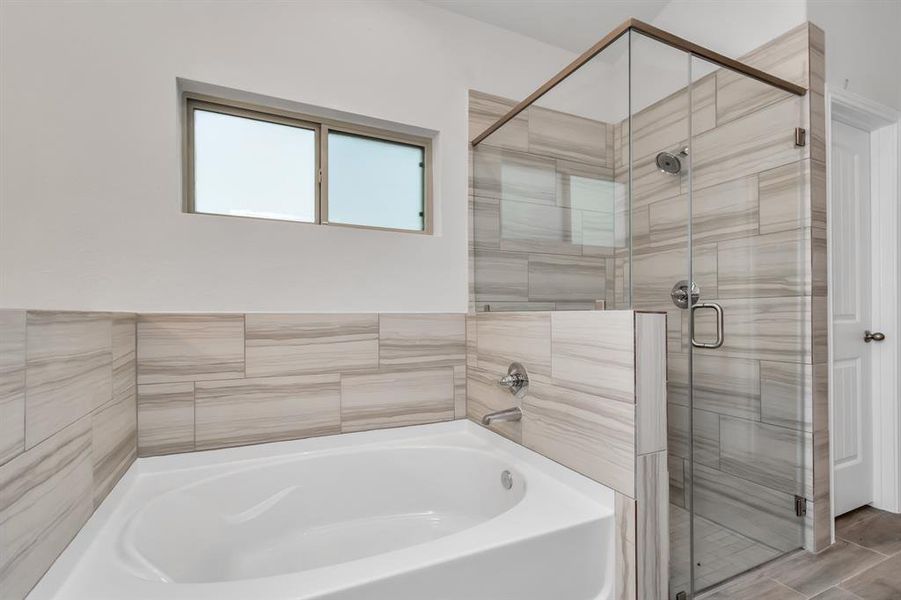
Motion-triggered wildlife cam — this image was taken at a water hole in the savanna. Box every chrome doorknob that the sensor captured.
[864,330,886,343]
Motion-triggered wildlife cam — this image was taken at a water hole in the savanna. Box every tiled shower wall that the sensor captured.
[469,91,618,312]
[136,313,466,456]
[466,309,668,600]
[0,310,137,600]
[468,21,829,562]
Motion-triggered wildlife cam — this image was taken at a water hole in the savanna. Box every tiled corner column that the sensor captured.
[0,310,137,600]
[465,309,668,600]
[136,313,466,456]
[806,22,830,553]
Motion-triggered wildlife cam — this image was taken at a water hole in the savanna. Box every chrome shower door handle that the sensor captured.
[691,302,724,349]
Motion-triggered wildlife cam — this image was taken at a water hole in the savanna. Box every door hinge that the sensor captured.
[794,127,807,147]
[795,495,808,517]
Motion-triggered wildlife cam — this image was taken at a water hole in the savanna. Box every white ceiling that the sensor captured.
[423,0,670,53]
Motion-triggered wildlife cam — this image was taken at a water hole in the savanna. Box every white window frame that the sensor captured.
[182,93,433,234]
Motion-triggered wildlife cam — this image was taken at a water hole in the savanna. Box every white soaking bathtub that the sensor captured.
[29,420,615,600]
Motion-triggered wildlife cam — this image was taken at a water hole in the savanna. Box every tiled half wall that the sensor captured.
[466,309,668,600]
[0,310,137,600]
[135,313,466,456]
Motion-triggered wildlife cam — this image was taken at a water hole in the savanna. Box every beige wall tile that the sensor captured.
[637,451,669,600]
[472,145,557,205]
[0,417,93,600]
[615,492,637,600]
[137,382,194,456]
[91,389,136,506]
[805,497,832,553]
[630,87,690,162]
[476,312,551,376]
[137,314,244,384]
[195,374,340,450]
[810,156,827,232]
[812,295,828,365]
[244,313,377,378]
[631,244,717,307]
[378,314,465,368]
[630,153,683,209]
[667,404,720,468]
[667,352,761,420]
[468,90,528,151]
[0,310,26,465]
[551,311,634,402]
[528,105,609,165]
[717,228,813,298]
[717,23,808,125]
[809,89,827,164]
[499,200,582,256]
[692,95,807,191]
[555,159,614,211]
[635,313,667,455]
[691,72,718,135]
[524,377,636,496]
[453,365,466,419]
[691,296,812,362]
[528,254,606,302]
[720,416,810,497]
[759,159,812,233]
[812,221,827,297]
[693,462,803,552]
[647,176,759,252]
[111,314,136,404]
[473,195,500,249]
[629,72,715,162]
[760,361,814,431]
[474,249,529,303]
[25,312,112,449]
[465,314,477,368]
[669,454,686,508]
[341,367,455,433]
[578,210,617,256]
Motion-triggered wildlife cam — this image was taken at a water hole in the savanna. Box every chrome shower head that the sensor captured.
[656,150,683,175]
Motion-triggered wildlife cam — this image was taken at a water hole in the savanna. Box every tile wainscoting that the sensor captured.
[3,308,663,599]
[0,310,137,600]
[136,313,467,456]
[466,309,669,600]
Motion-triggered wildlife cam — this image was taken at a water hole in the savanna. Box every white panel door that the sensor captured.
[831,119,873,516]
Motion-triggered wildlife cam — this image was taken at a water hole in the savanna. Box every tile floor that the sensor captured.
[670,503,783,597]
[698,506,901,599]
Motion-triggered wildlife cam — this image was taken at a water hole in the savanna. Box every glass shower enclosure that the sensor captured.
[471,22,812,599]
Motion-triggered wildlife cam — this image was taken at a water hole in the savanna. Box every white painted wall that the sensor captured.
[650,0,899,112]
[808,0,901,111]
[0,0,571,313]
[651,0,808,59]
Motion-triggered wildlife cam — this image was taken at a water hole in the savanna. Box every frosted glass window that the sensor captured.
[327,132,425,231]
[192,109,316,222]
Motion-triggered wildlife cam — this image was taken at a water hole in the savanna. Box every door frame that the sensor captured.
[826,87,901,537]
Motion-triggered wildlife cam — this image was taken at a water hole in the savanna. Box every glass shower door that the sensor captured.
[627,30,695,599]
[686,55,808,595]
